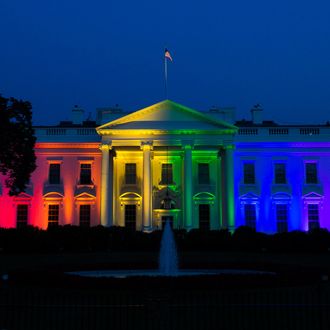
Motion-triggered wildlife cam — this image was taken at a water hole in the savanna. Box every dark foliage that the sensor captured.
[0,95,36,195]
[0,225,330,254]
[232,226,269,251]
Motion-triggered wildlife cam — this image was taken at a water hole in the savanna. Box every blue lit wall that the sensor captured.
[234,142,330,233]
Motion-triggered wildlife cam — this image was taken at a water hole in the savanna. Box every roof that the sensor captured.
[97,100,237,134]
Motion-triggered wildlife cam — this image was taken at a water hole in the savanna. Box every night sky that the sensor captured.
[1,0,330,125]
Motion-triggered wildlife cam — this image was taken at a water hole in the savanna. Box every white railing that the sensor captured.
[35,127,99,142]
[236,126,330,141]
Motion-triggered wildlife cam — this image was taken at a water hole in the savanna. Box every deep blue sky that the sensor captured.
[1,0,330,125]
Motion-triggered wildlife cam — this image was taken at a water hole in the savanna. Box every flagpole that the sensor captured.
[164,53,168,99]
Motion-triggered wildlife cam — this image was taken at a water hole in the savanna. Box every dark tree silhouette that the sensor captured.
[0,95,36,195]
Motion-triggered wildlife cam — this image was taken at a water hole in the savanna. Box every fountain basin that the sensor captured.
[68,269,276,279]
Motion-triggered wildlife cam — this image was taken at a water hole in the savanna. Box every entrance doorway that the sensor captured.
[199,204,210,230]
[125,204,136,231]
[161,216,174,229]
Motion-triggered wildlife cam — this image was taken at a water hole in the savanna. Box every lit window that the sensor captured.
[125,205,136,231]
[308,204,320,230]
[125,163,136,184]
[199,204,210,230]
[79,205,91,227]
[48,204,59,227]
[80,164,92,184]
[244,204,256,229]
[243,163,255,184]
[276,204,288,232]
[49,164,61,184]
[274,163,286,184]
[17,204,28,228]
[305,163,317,184]
[198,163,210,184]
[161,163,173,184]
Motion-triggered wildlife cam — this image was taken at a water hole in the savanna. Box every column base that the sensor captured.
[184,225,193,232]
[227,225,235,233]
[142,225,153,233]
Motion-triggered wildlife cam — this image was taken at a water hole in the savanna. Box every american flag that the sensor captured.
[165,48,173,62]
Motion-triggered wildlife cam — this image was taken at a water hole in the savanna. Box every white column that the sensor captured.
[100,144,112,226]
[142,142,153,232]
[183,144,193,230]
[224,146,235,231]
[217,150,223,229]
[108,149,114,226]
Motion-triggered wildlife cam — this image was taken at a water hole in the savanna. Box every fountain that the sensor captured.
[158,220,178,275]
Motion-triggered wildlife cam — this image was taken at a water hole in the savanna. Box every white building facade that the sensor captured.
[1,100,330,233]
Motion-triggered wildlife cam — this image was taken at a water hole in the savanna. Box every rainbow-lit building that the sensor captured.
[0,100,329,233]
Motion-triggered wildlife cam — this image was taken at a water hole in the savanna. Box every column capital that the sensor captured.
[181,140,194,150]
[140,141,153,150]
[99,143,112,151]
[182,144,192,150]
[223,144,235,151]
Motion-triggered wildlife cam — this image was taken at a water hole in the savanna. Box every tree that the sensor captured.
[0,95,36,195]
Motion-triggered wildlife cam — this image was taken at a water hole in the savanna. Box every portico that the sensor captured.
[97,100,237,231]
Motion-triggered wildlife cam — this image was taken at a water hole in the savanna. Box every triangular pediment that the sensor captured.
[240,192,260,200]
[97,100,237,134]
[303,192,323,199]
[75,186,96,197]
[75,192,96,200]
[13,192,32,201]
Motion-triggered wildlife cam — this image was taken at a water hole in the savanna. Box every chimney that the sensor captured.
[71,105,85,125]
[96,105,123,124]
[208,106,236,124]
[251,104,263,124]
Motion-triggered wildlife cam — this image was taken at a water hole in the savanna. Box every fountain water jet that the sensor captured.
[159,220,178,275]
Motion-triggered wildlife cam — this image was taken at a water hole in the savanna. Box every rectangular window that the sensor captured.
[198,163,210,184]
[125,163,137,184]
[48,204,59,227]
[244,204,256,229]
[276,204,288,233]
[80,164,92,184]
[161,163,173,184]
[49,163,61,184]
[125,204,136,231]
[274,163,286,184]
[308,204,320,230]
[16,204,28,228]
[199,204,210,231]
[79,205,91,227]
[306,163,318,184]
[243,163,255,184]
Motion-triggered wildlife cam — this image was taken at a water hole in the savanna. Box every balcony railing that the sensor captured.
[236,126,330,141]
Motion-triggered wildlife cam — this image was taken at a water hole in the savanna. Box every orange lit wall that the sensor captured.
[0,142,102,229]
